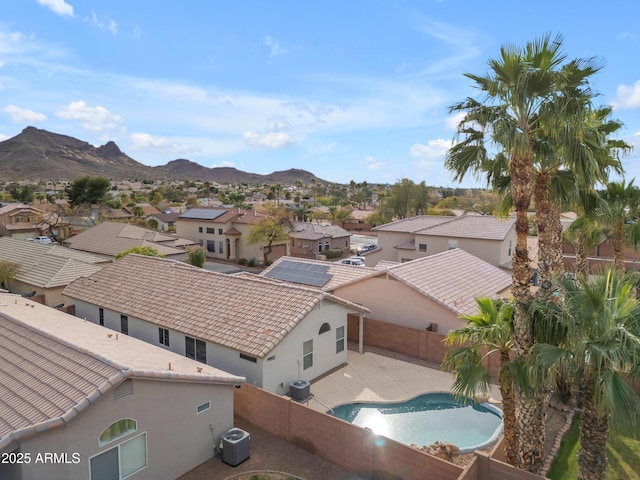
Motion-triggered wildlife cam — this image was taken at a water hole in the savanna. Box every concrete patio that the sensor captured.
[306,349,502,413]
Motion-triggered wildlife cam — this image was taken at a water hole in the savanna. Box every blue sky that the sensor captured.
[2,1,640,187]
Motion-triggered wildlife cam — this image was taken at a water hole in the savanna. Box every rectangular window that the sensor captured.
[239,353,257,363]
[206,240,216,253]
[90,432,147,480]
[120,315,128,335]
[508,240,512,257]
[218,228,223,235]
[318,242,322,252]
[158,327,170,347]
[185,336,206,363]
[336,326,345,354]
[303,339,313,370]
[219,240,224,255]
[206,227,215,234]
[198,239,203,246]
[196,401,211,414]
[198,226,203,233]
[448,239,458,250]
[99,307,104,326]
[267,355,276,362]
[325,241,330,251]
[418,243,427,253]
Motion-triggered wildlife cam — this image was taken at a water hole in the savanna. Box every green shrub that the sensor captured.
[247,257,258,267]
[324,248,344,259]
[237,258,248,266]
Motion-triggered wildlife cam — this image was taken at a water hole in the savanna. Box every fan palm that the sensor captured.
[443,298,518,465]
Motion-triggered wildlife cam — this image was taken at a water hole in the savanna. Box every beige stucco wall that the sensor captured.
[335,276,465,334]
[16,378,234,480]
[9,280,66,306]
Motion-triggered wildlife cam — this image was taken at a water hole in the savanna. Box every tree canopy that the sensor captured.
[114,245,165,260]
[65,176,111,207]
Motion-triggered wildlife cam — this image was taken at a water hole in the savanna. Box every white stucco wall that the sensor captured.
[15,378,234,480]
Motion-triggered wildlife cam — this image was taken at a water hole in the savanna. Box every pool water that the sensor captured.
[330,392,503,452]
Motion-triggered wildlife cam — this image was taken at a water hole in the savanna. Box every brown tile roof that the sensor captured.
[385,249,512,316]
[415,215,516,241]
[0,296,242,450]
[63,255,368,358]
[372,215,456,233]
[261,256,381,291]
[289,222,351,241]
[64,222,193,257]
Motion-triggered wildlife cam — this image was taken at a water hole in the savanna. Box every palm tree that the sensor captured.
[443,298,518,466]
[531,269,640,480]
[446,34,602,472]
[564,213,604,282]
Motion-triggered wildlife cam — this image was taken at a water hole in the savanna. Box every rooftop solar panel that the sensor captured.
[179,208,227,220]
[265,260,332,287]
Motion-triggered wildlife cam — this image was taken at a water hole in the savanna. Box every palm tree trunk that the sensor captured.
[613,219,626,271]
[579,373,609,480]
[499,352,517,466]
[574,235,590,282]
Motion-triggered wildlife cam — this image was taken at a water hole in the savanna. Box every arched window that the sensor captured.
[99,418,137,446]
[318,322,331,335]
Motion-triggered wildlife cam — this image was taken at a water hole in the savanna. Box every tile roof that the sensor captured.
[414,215,516,241]
[261,256,381,291]
[64,222,193,257]
[63,255,368,358]
[0,296,243,450]
[289,222,351,241]
[0,237,105,288]
[372,215,457,233]
[385,249,512,316]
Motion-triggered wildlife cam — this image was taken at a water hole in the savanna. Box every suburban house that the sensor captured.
[0,237,108,306]
[0,202,47,239]
[146,212,180,231]
[262,249,512,334]
[367,214,517,268]
[0,294,245,480]
[122,203,161,217]
[288,221,351,258]
[62,254,369,395]
[176,207,290,262]
[63,221,196,260]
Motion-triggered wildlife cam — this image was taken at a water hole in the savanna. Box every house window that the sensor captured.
[418,243,427,253]
[508,240,512,257]
[196,401,211,414]
[198,239,203,246]
[90,432,147,480]
[99,307,104,326]
[158,327,169,347]
[448,239,458,250]
[185,336,206,363]
[206,227,215,234]
[336,326,345,353]
[198,226,203,233]
[318,242,322,252]
[319,322,331,334]
[239,353,257,363]
[120,315,128,335]
[267,355,276,362]
[99,419,137,446]
[219,241,224,254]
[325,241,330,251]
[218,228,223,235]
[207,240,216,253]
[345,240,348,247]
[303,340,313,370]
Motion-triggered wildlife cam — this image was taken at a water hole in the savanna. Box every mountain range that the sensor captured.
[0,127,325,184]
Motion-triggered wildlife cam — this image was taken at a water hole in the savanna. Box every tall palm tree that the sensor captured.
[531,269,640,480]
[443,298,518,466]
[446,33,602,472]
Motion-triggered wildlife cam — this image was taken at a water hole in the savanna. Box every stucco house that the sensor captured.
[0,203,47,239]
[176,207,290,262]
[64,221,196,261]
[262,249,512,334]
[63,254,368,395]
[0,294,244,480]
[367,214,516,268]
[288,221,351,258]
[0,237,109,306]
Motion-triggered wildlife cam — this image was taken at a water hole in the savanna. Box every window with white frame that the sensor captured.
[158,327,169,347]
[303,339,313,370]
[90,432,147,480]
[418,243,427,252]
[196,401,210,414]
[336,326,345,353]
[99,307,104,326]
[185,336,206,363]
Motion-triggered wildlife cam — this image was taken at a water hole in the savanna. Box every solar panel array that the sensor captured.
[265,260,332,287]
[179,208,227,220]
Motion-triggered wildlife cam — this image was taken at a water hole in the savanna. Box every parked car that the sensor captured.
[340,258,365,267]
[357,244,376,254]
[34,236,52,244]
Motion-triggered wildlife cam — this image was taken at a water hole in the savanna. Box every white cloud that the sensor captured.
[308,143,337,156]
[129,132,196,154]
[410,138,452,164]
[37,0,73,17]
[265,116,291,132]
[612,81,640,110]
[445,111,466,131]
[211,161,236,168]
[57,100,122,131]
[3,105,47,123]
[264,35,287,59]
[88,12,118,35]
[243,131,295,149]
[364,155,386,171]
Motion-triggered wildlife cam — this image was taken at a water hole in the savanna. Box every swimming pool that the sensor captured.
[329,392,503,452]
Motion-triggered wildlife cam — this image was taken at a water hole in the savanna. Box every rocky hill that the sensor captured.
[0,127,325,184]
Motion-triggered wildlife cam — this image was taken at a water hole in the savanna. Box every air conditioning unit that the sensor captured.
[289,379,310,401]
[221,428,250,466]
